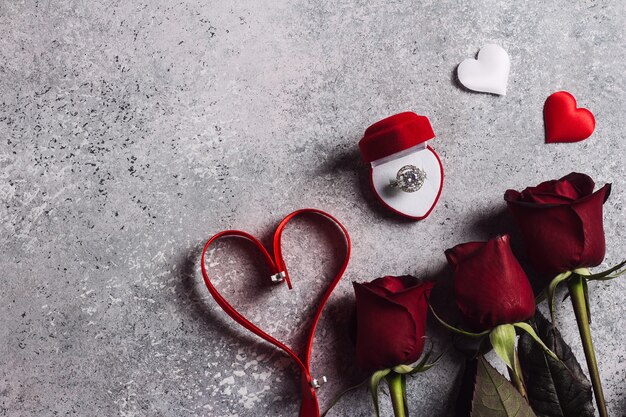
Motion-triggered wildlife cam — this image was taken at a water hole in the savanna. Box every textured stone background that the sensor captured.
[1,0,625,416]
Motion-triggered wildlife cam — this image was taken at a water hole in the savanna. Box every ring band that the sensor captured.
[389,165,427,193]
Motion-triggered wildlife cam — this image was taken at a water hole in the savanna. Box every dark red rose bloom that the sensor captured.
[353,276,433,372]
[504,172,611,277]
[446,235,535,331]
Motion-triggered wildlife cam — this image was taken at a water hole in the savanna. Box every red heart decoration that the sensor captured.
[544,91,595,144]
[200,209,351,417]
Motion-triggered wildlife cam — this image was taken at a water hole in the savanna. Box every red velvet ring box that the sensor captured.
[359,112,444,220]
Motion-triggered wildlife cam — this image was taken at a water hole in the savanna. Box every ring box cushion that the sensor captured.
[359,113,444,220]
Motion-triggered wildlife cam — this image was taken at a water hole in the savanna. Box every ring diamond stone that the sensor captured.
[390,165,427,193]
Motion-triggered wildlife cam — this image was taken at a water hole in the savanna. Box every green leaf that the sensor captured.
[518,312,594,417]
[577,260,626,281]
[547,271,572,324]
[513,323,560,363]
[369,369,391,417]
[471,356,537,417]
[429,303,491,338]
[410,348,446,373]
[489,324,517,371]
[393,364,416,374]
[391,344,447,375]
[584,272,626,281]
[393,343,434,374]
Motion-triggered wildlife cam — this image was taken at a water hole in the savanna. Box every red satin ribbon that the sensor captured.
[200,208,351,417]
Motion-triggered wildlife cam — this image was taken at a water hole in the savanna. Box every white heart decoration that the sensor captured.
[457,44,510,95]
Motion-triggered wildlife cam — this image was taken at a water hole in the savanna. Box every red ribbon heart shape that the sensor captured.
[200,208,351,417]
[544,91,595,144]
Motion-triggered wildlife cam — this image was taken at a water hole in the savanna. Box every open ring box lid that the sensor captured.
[359,112,444,220]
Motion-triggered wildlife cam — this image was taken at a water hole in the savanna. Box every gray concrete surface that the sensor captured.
[1,0,625,416]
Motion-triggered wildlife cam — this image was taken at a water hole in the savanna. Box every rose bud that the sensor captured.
[445,235,535,331]
[353,276,434,372]
[505,173,617,417]
[504,172,611,278]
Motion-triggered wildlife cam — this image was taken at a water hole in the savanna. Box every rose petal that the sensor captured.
[445,242,484,268]
[561,172,596,197]
[505,173,610,281]
[506,202,585,275]
[450,236,535,330]
[504,189,521,203]
[353,282,418,372]
[364,275,418,296]
[520,179,579,204]
[571,184,611,269]
[388,281,433,362]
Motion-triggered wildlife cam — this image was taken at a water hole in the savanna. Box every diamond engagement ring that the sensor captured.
[389,165,427,192]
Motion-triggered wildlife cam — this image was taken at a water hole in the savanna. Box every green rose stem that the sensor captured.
[385,372,406,417]
[568,274,608,417]
[546,263,626,417]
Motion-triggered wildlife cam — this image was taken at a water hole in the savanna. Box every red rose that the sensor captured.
[504,172,611,277]
[353,276,433,372]
[446,235,535,331]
